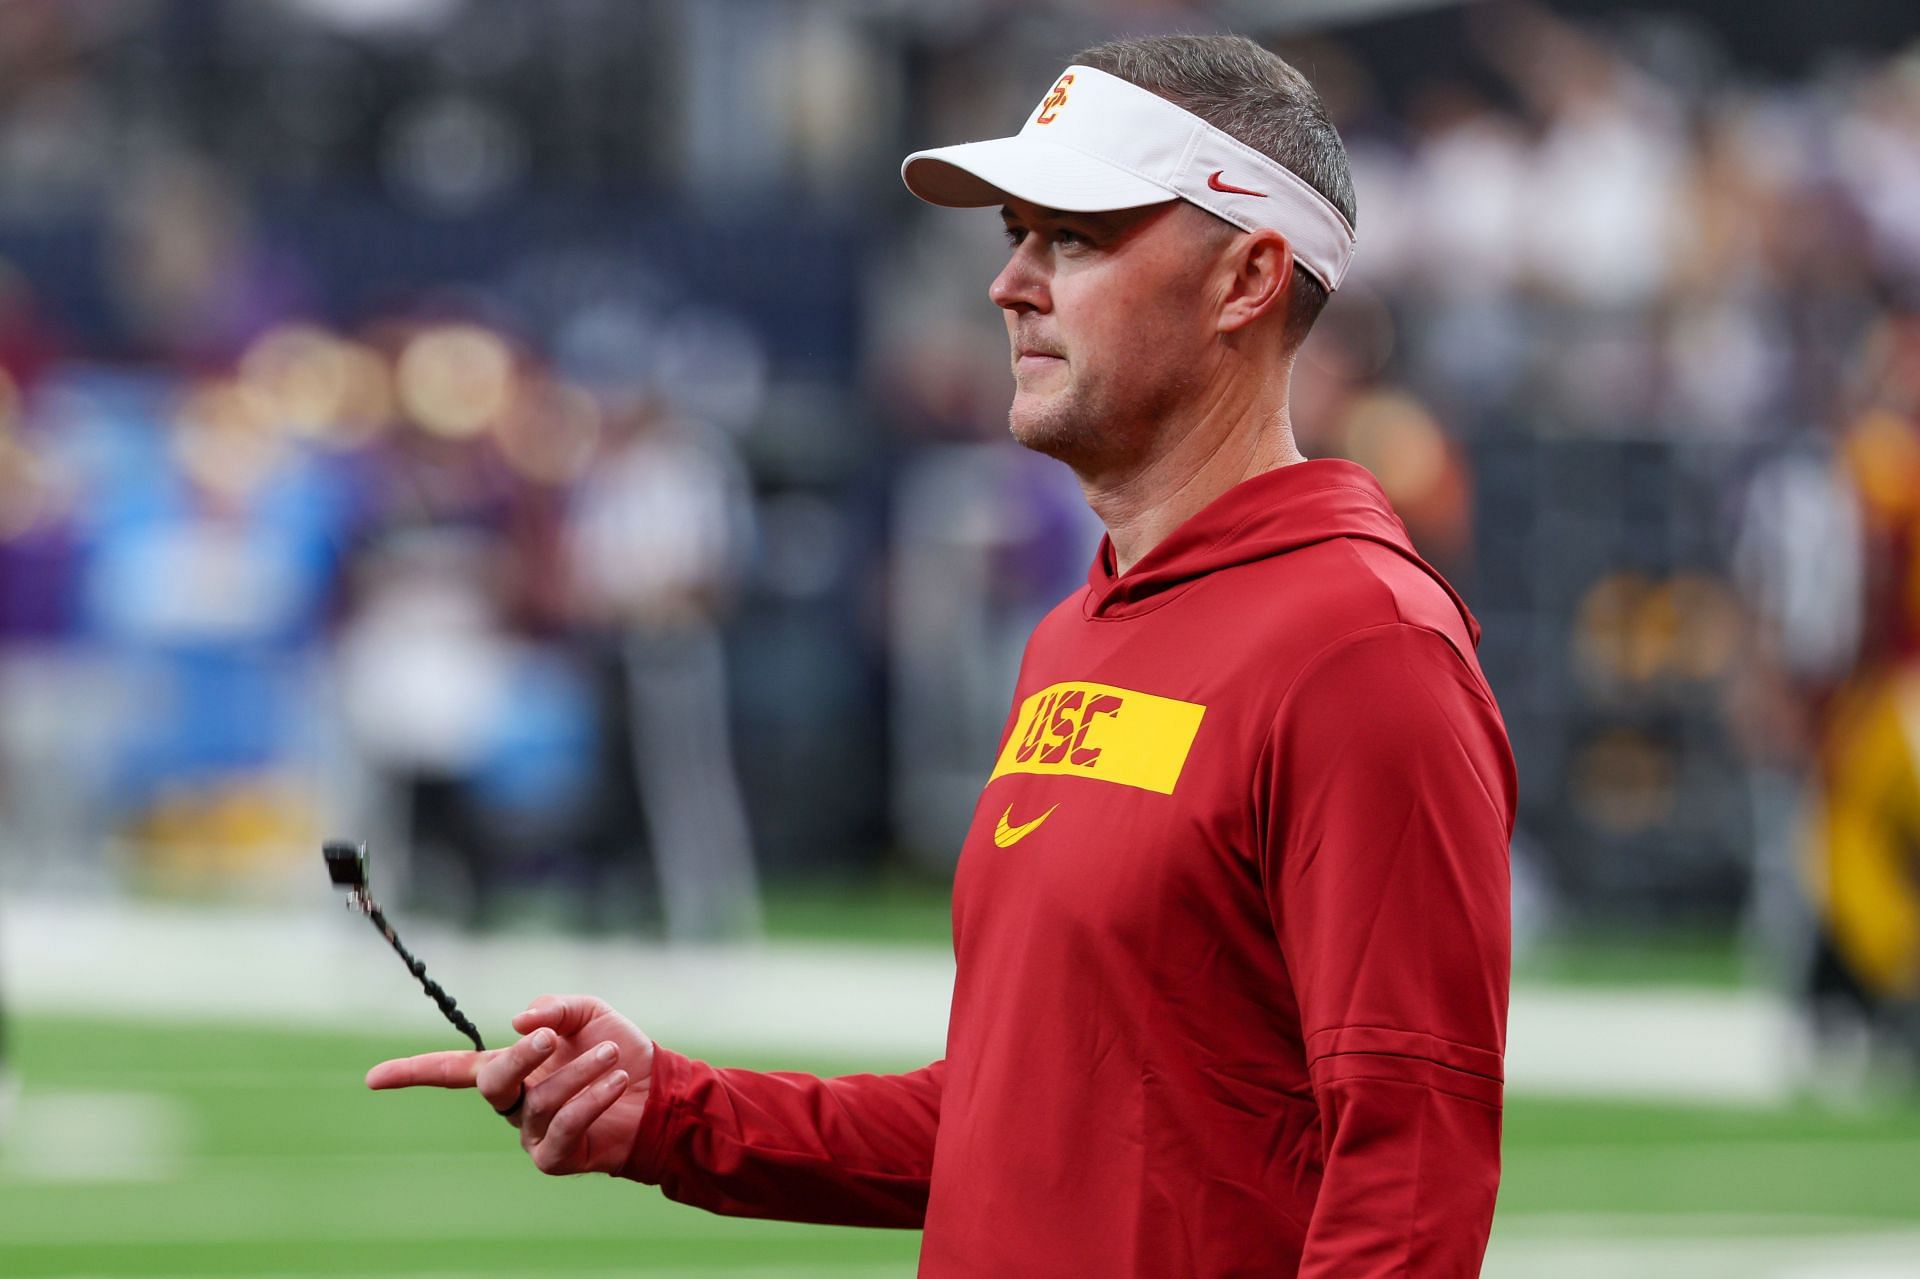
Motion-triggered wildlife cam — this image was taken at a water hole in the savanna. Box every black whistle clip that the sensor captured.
[324,839,372,912]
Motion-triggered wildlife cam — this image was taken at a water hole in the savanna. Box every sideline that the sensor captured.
[2,894,1797,1102]
[1482,1229,1920,1278]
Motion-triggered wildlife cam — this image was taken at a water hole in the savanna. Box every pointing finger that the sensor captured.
[365,1050,487,1091]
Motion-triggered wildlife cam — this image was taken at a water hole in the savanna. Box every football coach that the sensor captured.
[369,33,1515,1278]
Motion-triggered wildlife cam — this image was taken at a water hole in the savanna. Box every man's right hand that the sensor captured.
[366,994,657,1177]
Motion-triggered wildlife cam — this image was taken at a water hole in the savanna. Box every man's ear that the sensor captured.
[1217,229,1294,334]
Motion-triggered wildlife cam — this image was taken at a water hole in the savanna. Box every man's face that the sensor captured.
[990,197,1231,471]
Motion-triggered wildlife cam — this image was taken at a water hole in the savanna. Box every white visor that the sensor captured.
[902,65,1356,293]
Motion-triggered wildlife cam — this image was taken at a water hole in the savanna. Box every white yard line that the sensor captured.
[3,894,1802,1102]
[0,1088,189,1182]
[1482,1229,1920,1278]
[1495,1212,1920,1239]
[1507,986,1799,1104]
[1,894,955,1062]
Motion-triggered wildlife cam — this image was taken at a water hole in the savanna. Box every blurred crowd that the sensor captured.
[0,0,1916,1049]
[0,303,776,933]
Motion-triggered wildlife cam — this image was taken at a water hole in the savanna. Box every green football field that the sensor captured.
[3,1014,1918,1278]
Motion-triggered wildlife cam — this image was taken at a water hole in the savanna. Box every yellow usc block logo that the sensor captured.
[1035,73,1074,125]
[988,681,1205,795]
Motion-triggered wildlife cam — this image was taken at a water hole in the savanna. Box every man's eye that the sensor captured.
[1003,226,1091,249]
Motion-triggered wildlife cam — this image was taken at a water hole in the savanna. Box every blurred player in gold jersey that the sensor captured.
[1809,305,1920,1078]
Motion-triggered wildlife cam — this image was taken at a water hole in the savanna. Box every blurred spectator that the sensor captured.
[566,390,762,941]
[108,153,313,363]
[335,321,592,923]
[1730,443,1862,990]
[336,527,525,923]
[81,369,347,885]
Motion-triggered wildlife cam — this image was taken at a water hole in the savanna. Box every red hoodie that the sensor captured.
[627,459,1516,1277]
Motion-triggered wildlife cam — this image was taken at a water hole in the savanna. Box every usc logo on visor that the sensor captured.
[1035,73,1074,125]
[989,681,1205,794]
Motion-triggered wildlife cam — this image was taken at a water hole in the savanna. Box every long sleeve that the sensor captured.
[1262,622,1515,1278]
[623,1049,944,1228]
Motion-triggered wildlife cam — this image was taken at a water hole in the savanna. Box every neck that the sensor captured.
[1080,362,1305,577]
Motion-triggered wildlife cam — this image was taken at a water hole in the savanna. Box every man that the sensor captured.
[369,33,1515,1277]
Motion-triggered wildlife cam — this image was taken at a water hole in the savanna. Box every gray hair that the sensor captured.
[1073,33,1356,347]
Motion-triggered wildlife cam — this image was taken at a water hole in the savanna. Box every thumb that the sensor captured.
[511,994,607,1038]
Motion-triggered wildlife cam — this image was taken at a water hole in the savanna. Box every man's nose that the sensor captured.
[989,245,1048,313]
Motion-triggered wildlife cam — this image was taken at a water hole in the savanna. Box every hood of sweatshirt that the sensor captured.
[1083,458,1480,645]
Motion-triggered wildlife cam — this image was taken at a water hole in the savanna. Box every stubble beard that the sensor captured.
[1007,358,1189,476]
[1008,375,1102,465]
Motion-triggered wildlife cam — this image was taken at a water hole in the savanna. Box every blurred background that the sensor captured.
[1,0,1918,1275]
